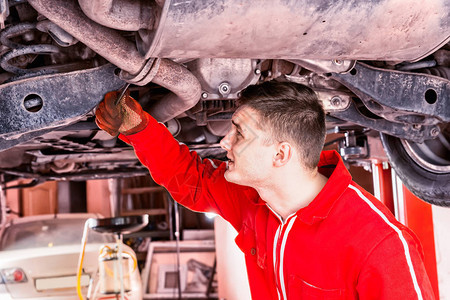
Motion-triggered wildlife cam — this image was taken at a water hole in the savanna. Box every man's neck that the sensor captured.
[256,167,328,222]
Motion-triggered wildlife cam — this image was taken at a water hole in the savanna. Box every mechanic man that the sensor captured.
[96,81,434,299]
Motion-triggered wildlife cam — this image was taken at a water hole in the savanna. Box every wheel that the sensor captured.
[380,123,450,206]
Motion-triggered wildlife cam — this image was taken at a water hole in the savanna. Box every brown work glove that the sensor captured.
[95,90,149,136]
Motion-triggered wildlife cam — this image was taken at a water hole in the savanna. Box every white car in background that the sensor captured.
[0,214,142,300]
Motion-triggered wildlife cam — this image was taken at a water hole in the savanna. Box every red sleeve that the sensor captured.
[357,230,435,299]
[119,112,255,231]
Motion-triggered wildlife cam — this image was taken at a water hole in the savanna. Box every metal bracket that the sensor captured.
[329,100,438,143]
[332,62,449,125]
[0,63,124,140]
[316,90,351,112]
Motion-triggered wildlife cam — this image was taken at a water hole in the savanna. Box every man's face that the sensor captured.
[220,106,276,187]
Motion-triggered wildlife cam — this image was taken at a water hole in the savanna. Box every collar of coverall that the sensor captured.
[294,150,353,225]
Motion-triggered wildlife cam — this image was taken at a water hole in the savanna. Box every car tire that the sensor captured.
[380,132,450,206]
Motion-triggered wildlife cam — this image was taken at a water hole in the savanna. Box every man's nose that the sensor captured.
[220,132,232,151]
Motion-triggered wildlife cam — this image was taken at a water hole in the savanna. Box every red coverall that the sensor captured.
[120,113,435,300]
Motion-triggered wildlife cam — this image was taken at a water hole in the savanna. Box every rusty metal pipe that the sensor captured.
[28,0,145,75]
[28,0,201,122]
[149,58,202,123]
[78,0,154,31]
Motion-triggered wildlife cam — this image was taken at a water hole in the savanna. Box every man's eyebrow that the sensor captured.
[232,120,242,132]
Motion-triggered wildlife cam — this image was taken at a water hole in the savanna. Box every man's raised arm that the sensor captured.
[95,91,254,230]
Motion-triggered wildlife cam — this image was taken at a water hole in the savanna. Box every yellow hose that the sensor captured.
[127,251,137,272]
[99,245,112,257]
[76,220,90,300]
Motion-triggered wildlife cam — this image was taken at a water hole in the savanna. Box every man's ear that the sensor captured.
[273,142,292,167]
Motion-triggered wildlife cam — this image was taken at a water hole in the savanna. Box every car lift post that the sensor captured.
[372,162,439,298]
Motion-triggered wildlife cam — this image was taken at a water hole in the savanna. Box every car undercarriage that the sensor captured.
[0,0,448,205]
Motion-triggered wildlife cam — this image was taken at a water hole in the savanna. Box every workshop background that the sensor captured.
[3,155,449,299]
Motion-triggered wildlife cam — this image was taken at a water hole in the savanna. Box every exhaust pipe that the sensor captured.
[27,0,201,122]
[149,58,202,123]
[28,0,145,75]
[140,0,450,62]
[78,0,155,32]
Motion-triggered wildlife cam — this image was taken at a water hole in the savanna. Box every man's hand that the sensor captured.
[95,91,149,136]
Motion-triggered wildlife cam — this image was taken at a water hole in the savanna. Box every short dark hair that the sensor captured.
[237,81,325,170]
